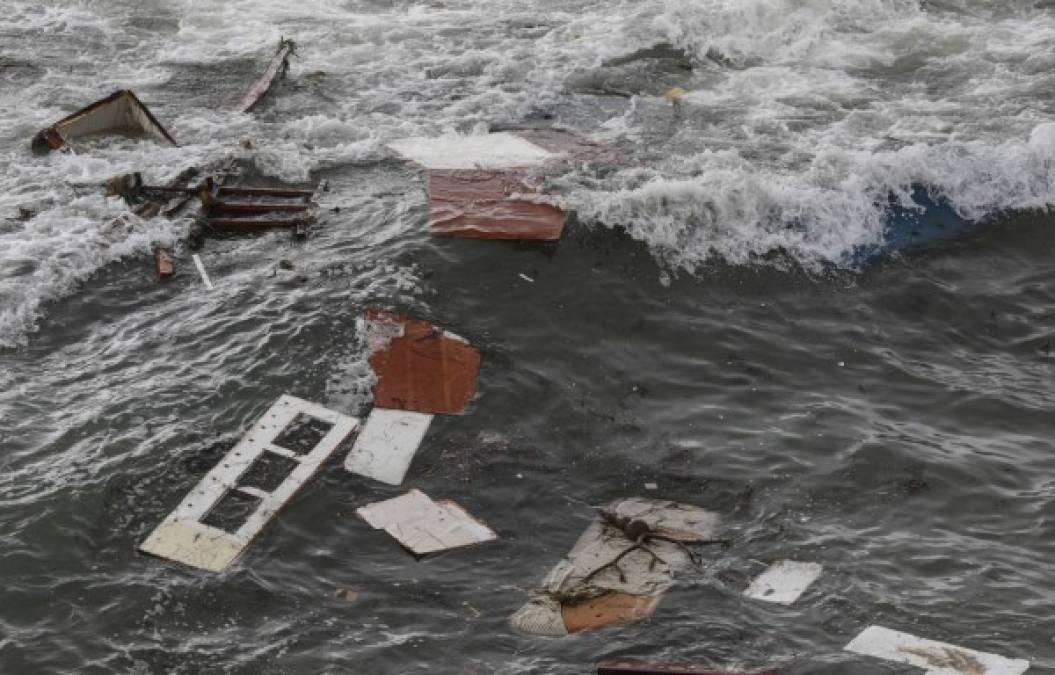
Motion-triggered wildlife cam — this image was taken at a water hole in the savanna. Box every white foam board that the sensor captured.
[844,625,1030,675]
[387,132,558,169]
[744,560,822,604]
[344,408,432,485]
[357,489,496,555]
[140,395,359,572]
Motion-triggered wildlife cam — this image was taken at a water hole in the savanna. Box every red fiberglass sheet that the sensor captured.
[428,169,566,241]
[366,309,481,415]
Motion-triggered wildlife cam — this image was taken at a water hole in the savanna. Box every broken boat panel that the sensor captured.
[139,394,359,572]
[429,169,566,241]
[366,308,481,415]
[510,498,722,636]
[597,661,778,675]
[32,90,177,154]
[743,560,822,605]
[343,408,433,485]
[843,625,1029,675]
[232,38,296,113]
[356,489,496,555]
[388,132,559,170]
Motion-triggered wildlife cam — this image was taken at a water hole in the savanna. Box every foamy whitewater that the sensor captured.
[2,0,1055,346]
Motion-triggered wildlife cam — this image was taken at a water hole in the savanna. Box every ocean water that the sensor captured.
[0,0,1053,672]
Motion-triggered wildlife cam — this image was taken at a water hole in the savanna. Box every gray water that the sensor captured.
[0,0,1053,673]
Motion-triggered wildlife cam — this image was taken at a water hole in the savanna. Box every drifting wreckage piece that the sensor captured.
[844,626,1029,675]
[356,488,496,556]
[388,132,568,241]
[140,395,359,572]
[344,408,433,485]
[32,90,177,154]
[597,661,777,675]
[232,38,296,113]
[510,498,723,636]
[743,560,822,605]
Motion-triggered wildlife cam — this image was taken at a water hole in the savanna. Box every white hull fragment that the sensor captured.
[140,395,358,572]
[743,560,822,605]
[388,132,558,170]
[844,625,1030,675]
[343,408,433,485]
[356,489,496,555]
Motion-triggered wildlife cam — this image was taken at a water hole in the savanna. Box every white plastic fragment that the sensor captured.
[343,408,433,485]
[192,254,214,290]
[744,560,822,604]
[387,132,559,169]
[844,625,1030,675]
[140,395,359,572]
[644,482,658,490]
[356,489,496,555]
[518,273,535,283]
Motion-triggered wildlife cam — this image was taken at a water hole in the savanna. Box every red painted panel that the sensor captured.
[428,169,565,241]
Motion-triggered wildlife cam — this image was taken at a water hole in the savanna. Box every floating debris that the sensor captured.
[139,395,359,572]
[510,498,724,636]
[388,132,559,170]
[743,560,822,605]
[32,90,176,154]
[598,660,777,675]
[844,625,1029,675]
[192,254,214,290]
[343,408,433,485]
[429,169,565,241]
[232,38,296,113]
[365,309,481,415]
[356,489,496,556]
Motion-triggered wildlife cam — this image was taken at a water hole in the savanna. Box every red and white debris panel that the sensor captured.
[844,626,1029,674]
[140,395,359,572]
[356,489,496,555]
[364,308,481,415]
[510,498,722,636]
[388,131,571,241]
[743,560,822,605]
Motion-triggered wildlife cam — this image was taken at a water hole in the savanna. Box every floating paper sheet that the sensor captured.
[844,625,1030,675]
[743,560,822,605]
[343,408,433,485]
[140,395,359,572]
[357,489,496,555]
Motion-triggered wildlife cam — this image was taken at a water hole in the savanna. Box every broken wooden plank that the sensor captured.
[208,201,313,215]
[510,498,722,636]
[192,254,214,290]
[843,626,1029,675]
[356,489,496,555]
[743,560,822,605]
[32,90,177,154]
[154,247,175,279]
[206,217,314,232]
[597,661,778,675]
[429,169,566,241]
[366,308,481,415]
[232,38,295,113]
[343,408,433,485]
[140,394,359,572]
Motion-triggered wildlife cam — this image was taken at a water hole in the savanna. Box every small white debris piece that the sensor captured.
[643,482,658,490]
[518,273,535,283]
[844,626,1030,675]
[140,395,359,572]
[357,489,496,555]
[744,560,822,604]
[388,132,559,169]
[192,254,214,290]
[343,408,433,485]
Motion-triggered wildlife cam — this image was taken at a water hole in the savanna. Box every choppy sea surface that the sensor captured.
[0,0,1053,672]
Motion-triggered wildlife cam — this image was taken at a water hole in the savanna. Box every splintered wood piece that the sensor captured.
[428,169,566,241]
[366,309,481,415]
[233,39,295,113]
[154,247,174,279]
[844,626,1029,675]
[139,395,358,572]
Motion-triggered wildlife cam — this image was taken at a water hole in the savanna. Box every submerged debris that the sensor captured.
[32,90,177,154]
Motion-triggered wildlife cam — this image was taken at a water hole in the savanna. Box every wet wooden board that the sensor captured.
[356,489,496,555]
[140,395,359,572]
[343,408,433,485]
[844,626,1029,674]
[428,169,566,241]
[233,39,294,113]
[743,560,822,605]
[366,309,481,415]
